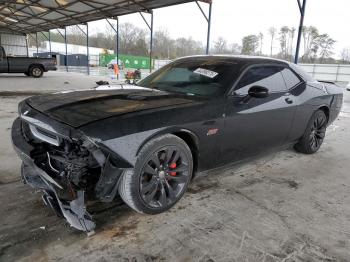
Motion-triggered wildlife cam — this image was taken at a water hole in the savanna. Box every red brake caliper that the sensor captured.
[169,162,177,176]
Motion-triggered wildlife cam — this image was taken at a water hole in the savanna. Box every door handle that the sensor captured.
[285,97,293,104]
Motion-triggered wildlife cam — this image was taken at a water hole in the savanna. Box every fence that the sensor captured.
[53,57,350,84]
[297,64,350,83]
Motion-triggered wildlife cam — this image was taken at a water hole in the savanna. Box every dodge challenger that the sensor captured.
[11,56,343,234]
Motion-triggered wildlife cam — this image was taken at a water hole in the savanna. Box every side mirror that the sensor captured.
[248,85,269,98]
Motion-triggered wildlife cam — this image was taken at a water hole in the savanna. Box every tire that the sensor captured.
[119,134,193,214]
[294,109,328,154]
[24,72,30,76]
[29,65,44,78]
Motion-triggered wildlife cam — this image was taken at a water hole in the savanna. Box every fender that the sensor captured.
[136,127,200,156]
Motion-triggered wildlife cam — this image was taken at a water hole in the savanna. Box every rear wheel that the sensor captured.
[294,110,328,154]
[29,66,44,78]
[119,134,193,214]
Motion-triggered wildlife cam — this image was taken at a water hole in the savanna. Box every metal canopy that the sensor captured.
[0,0,306,68]
[0,0,211,34]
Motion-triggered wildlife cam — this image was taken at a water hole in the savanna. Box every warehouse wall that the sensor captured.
[0,33,27,56]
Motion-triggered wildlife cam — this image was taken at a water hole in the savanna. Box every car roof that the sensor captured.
[175,55,290,67]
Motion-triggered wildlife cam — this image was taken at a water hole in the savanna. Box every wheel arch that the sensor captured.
[317,105,330,122]
[136,127,200,175]
[172,130,199,175]
[29,63,44,70]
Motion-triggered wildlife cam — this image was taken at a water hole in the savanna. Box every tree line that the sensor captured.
[28,23,204,59]
[236,26,340,64]
[28,23,349,64]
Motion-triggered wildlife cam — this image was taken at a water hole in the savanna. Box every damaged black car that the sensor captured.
[11,56,343,234]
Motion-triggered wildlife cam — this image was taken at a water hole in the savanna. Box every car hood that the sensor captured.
[26,85,197,128]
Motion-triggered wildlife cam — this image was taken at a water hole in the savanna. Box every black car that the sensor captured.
[11,55,343,234]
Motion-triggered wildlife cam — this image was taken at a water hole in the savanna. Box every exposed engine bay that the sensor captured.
[13,117,125,235]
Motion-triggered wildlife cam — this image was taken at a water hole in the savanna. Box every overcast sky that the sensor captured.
[89,0,349,58]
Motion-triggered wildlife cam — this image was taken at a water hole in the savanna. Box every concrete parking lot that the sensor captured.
[1,72,350,261]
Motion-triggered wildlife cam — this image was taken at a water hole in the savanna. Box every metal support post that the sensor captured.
[139,11,154,73]
[195,1,212,55]
[25,34,29,57]
[294,0,307,64]
[35,32,38,56]
[106,18,120,79]
[48,30,51,55]
[86,23,89,75]
[76,24,89,75]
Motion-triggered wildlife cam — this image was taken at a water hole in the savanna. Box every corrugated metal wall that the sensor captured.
[0,33,27,56]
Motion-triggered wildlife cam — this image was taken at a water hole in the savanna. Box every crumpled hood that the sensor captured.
[26,86,195,127]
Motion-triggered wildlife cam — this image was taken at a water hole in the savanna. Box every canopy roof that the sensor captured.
[0,0,210,34]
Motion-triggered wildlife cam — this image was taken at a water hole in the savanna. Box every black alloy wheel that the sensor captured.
[295,109,328,154]
[118,134,193,214]
[140,145,190,208]
[308,112,327,151]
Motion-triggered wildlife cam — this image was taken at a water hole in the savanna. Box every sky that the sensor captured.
[89,0,350,58]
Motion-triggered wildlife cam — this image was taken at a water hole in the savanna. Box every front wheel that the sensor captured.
[119,134,193,214]
[294,110,328,154]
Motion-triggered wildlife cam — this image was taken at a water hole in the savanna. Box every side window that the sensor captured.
[281,68,302,89]
[235,66,287,95]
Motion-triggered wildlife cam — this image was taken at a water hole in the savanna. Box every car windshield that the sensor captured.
[137,58,240,97]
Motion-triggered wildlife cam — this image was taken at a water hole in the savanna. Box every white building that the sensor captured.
[38,41,114,56]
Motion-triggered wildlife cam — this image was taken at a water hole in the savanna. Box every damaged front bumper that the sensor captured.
[11,115,131,234]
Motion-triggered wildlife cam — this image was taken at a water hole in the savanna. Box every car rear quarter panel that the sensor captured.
[287,83,336,142]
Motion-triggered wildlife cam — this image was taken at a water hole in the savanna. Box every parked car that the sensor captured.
[11,55,343,234]
[0,46,57,77]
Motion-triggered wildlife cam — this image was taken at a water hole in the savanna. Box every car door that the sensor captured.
[221,64,297,164]
[0,46,8,73]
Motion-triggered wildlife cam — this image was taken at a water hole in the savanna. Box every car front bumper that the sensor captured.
[12,117,96,234]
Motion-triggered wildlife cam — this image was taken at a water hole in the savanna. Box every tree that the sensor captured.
[268,27,277,56]
[153,29,174,59]
[174,37,203,57]
[317,34,336,63]
[279,26,290,59]
[241,35,259,55]
[67,26,85,46]
[302,26,319,62]
[340,48,350,64]
[289,27,296,57]
[258,32,264,55]
[229,43,241,54]
[212,37,228,54]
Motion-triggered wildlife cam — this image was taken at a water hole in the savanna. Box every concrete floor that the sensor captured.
[1,72,350,261]
[0,71,119,94]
